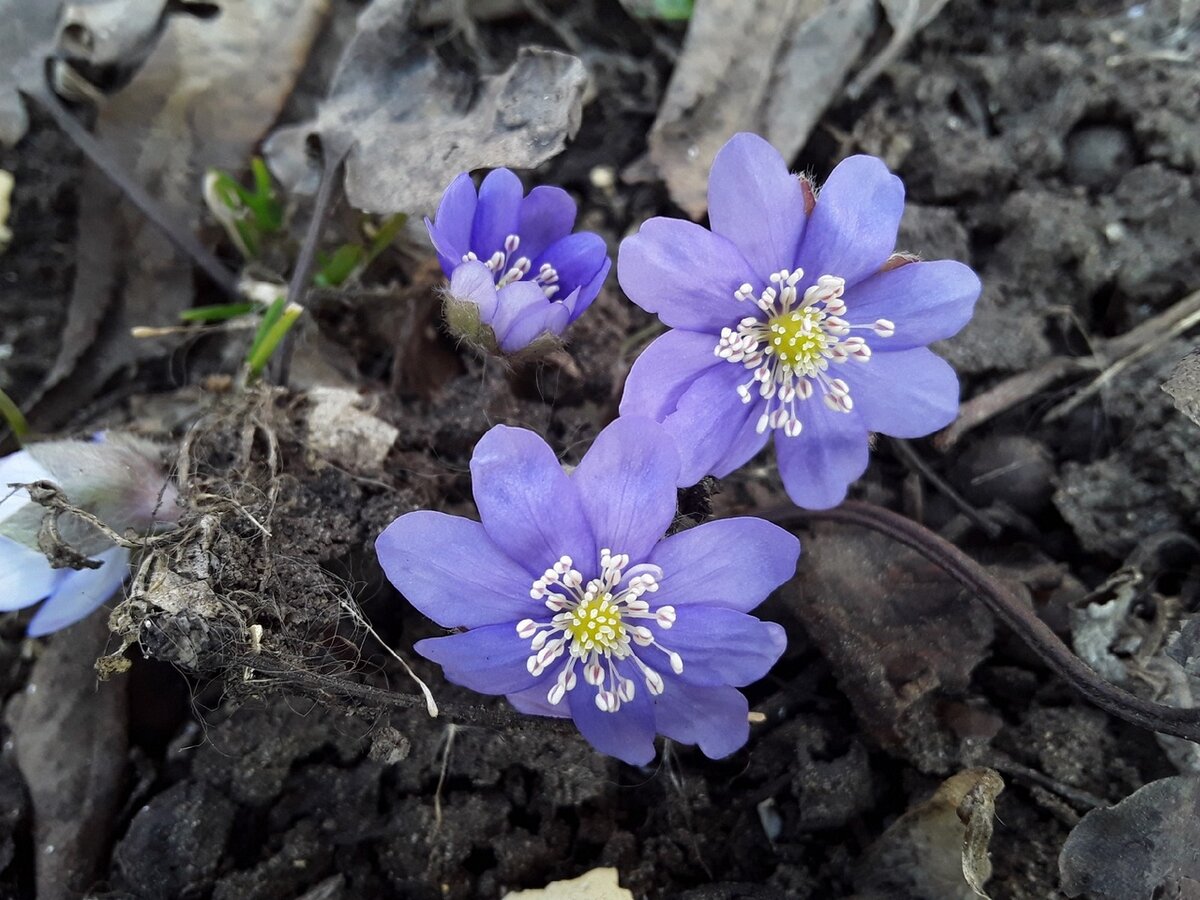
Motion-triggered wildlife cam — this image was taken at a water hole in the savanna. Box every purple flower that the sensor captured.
[617,133,981,509]
[0,437,177,635]
[376,417,798,765]
[425,169,611,354]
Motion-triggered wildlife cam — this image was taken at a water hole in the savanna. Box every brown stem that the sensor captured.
[755,500,1200,744]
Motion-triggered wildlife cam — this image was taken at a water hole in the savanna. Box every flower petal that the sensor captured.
[707,133,807,284]
[571,417,680,563]
[496,294,570,353]
[448,260,499,324]
[564,256,611,321]
[644,607,785,687]
[845,348,960,438]
[491,281,554,347]
[653,682,749,760]
[507,684,571,719]
[27,546,128,637]
[0,450,50,525]
[568,660,657,765]
[774,402,870,509]
[416,625,541,695]
[470,168,524,256]
[376,511,539,629]
[517,185,577,261]
[649,518,800,613]
[794,155,904,287]
[470,425,595,576]
[846,260,981,350]
[0,537,57,611]
[539,232,608,296]
[618,329,724,423]
[426,172,478,274]
[661,365,752,486]
[618,218,759,332]
[711,398,771,478]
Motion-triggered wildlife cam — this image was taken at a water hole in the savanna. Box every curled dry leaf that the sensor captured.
[644,0,876,217]
[854,768,1005,900]
[1059,775,1200,899]
[264,0,588,216]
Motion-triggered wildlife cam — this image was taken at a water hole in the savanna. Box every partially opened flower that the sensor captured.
[0,436,178,636]
[618,133,981,508]
[376,417,798,765]
[426,169,611,355]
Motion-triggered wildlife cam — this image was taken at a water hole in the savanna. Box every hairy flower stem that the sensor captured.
[270,141,350,386]
[25,80,240,297]
[757,499,1200,745]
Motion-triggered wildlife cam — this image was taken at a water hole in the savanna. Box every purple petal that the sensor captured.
[568,660,657,765]
[649,518,800,613]
[845,348,960,438]
[618,218,759,332]
[794,155,904,287]
[507,684,571,719]
[571,417,680,563]
[774,402,870,509]
[660,365,752,486]
[416,625,540,695]
[707,133,807,284]
[516,185,577,261]
[426,173,478,274]
[471,168,524,256]
[0,450,50,525]
[27,546,128,637]
[539,232,609,296]
[618,329,723,423]
[376,511,539,629]
[564,256,611,321]
[654,682,749,760]
[448,260,499,324]
[643,607,785,687]
[496,292,570,353]
[491,281,554,346]
[845,260,981,350]
[470,425,596,577]
[710,397,771,478]
[0,537,57,611]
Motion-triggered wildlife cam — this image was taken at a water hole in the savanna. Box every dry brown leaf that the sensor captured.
[264,0,588,217]
[30,0,328,426]
[855,768,1004,900]
[1164,348,1200,427]
[644,0,876,217]
[1060,775,1200,899]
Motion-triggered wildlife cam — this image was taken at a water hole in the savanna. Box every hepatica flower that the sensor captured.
[426,169,611,355]
[376,417,798,765]
[619,133,981,508]
[0,437,178,636]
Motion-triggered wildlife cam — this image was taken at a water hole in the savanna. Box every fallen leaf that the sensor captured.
[30,0,328,427]
[855,768,1005,900]
[5,614,129,900]
[1164,348,1200,427]
[305,386,399,473]
[264,0,588,216]
[844,0,955,98]
[643,0,876,217]
[0,0,60,146]
[1059,775,1200,899]
[504,867,634,900]
[783,522,994,771]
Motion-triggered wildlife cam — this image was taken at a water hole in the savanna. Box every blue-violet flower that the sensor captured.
[376,417,798,765]
[618,133,981,508]
[426,168,611,354]
[0,437,178,636]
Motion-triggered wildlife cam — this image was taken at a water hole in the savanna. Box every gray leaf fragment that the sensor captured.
[1164,348,1200,427]
[264,0,588,216]
[1060,775,1200,899]
[0,0,62,146]
[644,0,876,218]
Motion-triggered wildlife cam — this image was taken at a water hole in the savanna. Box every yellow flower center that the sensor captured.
[565,593,626,653]
[767,307,829,367]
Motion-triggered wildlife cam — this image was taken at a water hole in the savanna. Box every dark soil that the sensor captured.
[1,0,1199,898]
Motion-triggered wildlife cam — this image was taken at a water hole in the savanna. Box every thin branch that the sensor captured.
[23,79,240,298]
[755,499,1200,744]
